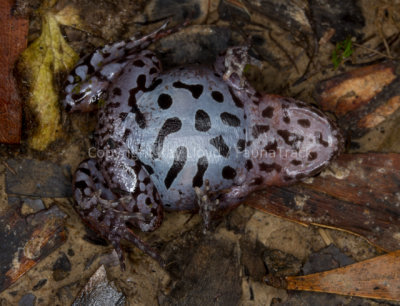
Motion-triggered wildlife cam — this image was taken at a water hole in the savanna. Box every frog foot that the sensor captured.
[217,44,262,91]
[79,190,165,270]
[73,159,165,270]
[194,179,221,231]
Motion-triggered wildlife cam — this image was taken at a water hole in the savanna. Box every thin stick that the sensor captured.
[353,42,395,59]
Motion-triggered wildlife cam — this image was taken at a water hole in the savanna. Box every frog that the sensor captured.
[63,23,344,270]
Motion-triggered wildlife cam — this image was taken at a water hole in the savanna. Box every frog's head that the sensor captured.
[62,62,109,113]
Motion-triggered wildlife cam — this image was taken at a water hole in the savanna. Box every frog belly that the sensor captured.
[127,67,247,210]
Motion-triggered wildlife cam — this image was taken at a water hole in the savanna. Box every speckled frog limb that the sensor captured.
[63,23,344,269]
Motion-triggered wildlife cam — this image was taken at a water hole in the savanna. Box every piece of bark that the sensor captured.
[0,0,28,143]
[245,153,400,251]
[314,61,400,138]
[72,265,126,306]
[278,250,400,301]
[0,205,67,293]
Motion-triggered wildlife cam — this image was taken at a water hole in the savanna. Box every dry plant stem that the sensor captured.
[353,42,395,60]
[375,13,392,58]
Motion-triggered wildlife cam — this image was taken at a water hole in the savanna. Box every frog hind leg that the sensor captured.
[73,158,164,269]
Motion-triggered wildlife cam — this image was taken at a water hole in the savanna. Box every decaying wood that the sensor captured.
[0,205,67,293]
[245,153,400,251]
[283,250,400,301]
[314,62,400,138]
[0,0,28,143]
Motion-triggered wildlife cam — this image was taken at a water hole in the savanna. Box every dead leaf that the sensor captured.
[283,250,400,301]
[17,0,82,150]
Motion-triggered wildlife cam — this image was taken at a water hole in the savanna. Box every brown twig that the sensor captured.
[353,42,396,60]
[3,161,16,175]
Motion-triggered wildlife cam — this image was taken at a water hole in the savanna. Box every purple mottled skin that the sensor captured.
[63,23,343,269]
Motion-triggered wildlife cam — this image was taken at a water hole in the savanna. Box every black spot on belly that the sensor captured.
[245,160,253,170]
[316,132,329,147]
[128,88,146,129]
[252,125,270,139]
[142,163,154,175]
[259,162,282,173]
[210,135,229,158]
[211,91,224,103]
[195,110,211,132]
[283,116,290,124]
[308,152,318,161]
[158,93,173,109]
[149,67,158,74]
[152,117,182,159]
[291,160,302,166]
[222,166,236,180]
[112,87,122,96]
[221,112,241,127]
[147,78,162,91]
[237,139,246,151]
[277,130,304,148]
[298,119,311,128]
[192,156,208,187]
[229,88,244,108]
[164,146,187,189]
[173,81,203,99]
[133,59,145,67]
[264,140,278,152]
[262,106,274,118]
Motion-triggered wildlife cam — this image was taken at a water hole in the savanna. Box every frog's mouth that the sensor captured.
[63,80,108,113]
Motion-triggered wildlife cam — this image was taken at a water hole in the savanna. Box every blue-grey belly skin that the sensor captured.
[125,67,247,210]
